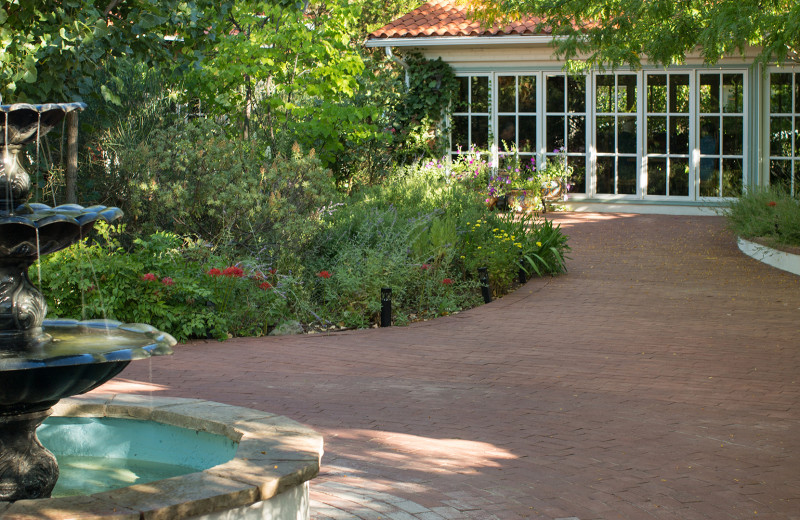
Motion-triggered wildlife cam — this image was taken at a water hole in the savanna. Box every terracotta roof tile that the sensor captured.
[369,0,550,39]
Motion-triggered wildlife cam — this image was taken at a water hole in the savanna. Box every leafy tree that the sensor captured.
[467,0,800,70]
[0,0,227,104]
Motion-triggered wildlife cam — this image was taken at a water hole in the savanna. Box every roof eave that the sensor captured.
[364,34,560,48]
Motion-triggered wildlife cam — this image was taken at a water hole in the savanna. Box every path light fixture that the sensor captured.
[478,267,491,303]
[381,288,392,327]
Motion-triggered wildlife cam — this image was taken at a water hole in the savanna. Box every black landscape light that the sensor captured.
[380,287,392,327]
[478,267,491,303]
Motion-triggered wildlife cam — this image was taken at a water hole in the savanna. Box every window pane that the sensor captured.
[567,116,586,153]
[519,76,536,112]
[547,115,565,151]
[770,73,792,113]
[770,159,792,190]
[518,116,536,153]
[596,156,614,194]
[722,116,743,156]
[796,73,800,112]
[455,77,469,112]
[498,116,516,150]
[618,116,637,154]
[699,158,720,197]
[568,156,586,193]
[647,157,667,195]
[670,116,690,155]
[796,116,800,152]
[648,116,667,154]
[700,74,720,113]
[770,117,792,156]
[700,116,720,155]
[669,158,690,196]
[547,75,565,112]
[567,76,586,112]
[617,75,637,113]
[472,116,489,149]
[796,160,800,194]
[647,75,667,113]
[471,76,489,112]
[618,156,637,194]
[722,74,744,113]
[451,116,468,151]
[722,158,743,197]
[670,75,690,113]
[596,75,615,113]
[498,76,515,112]
[596,116,615,153]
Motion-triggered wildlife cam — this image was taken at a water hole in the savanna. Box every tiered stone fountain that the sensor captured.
[0,102,175,501]
[0,103,321,520]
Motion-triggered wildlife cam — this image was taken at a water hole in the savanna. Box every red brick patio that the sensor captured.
[102,213,800,519]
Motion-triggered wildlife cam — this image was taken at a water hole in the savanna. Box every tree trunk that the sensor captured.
[65,111,78,204]
[244,75,252,141]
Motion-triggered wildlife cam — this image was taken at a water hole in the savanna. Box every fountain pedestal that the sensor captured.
[0,409,58,501]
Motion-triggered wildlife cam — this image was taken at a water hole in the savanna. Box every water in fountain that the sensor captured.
[0,102,175,502]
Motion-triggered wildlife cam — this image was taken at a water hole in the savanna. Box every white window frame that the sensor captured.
[447,68,749,201]
[766,67,800,196]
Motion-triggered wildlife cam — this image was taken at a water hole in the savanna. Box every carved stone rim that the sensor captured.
[0,394,323,519]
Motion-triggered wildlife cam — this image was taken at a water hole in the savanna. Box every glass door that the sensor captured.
[644,74,691,197]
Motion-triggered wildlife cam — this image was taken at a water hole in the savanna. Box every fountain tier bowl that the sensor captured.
[0,319,175,414]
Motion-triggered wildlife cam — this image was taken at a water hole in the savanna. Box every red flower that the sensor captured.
[441,278,453,285]
[768,201,777,207]
[317,270,332,279]
[141,273,157,282]
[420,264,430,270]
[259,281,273,290]
[207,268,222,276]
[161,277,175,286]
[222,266,244,278]
[268,268,277,275]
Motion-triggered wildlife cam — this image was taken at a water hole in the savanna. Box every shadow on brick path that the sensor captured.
[106,213,800,519]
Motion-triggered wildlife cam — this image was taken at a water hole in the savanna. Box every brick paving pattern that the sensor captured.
[105,213,800,519]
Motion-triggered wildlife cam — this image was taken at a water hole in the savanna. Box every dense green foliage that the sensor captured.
[10,0,573,342]
[468,0,800,70]
[0,0,223,102]
[37,163,570,340]
[724,187,800,247]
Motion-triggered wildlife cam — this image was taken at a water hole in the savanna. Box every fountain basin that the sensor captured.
[0,394,323,519]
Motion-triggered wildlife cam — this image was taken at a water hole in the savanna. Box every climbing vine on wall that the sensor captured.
[393,53,459,162]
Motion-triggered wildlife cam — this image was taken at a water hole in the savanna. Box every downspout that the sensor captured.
[385,47,410,90]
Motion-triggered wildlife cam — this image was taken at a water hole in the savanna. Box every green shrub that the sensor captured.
[724,186,800,247]
[101,118,338,251]
[36,223,294,341]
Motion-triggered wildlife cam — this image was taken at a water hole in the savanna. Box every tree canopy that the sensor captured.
[0,0,230,103]
[467,0,800,70]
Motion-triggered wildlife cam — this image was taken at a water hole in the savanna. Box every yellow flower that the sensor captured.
[475,223,480,227]
[460,255,465,259]
[515,243,522,248]
[477,246,482,249]
[536,241,542,247]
